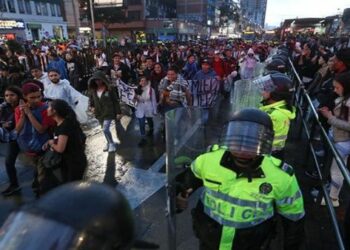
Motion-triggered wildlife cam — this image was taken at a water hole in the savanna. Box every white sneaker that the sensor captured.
[108,143,116,153]
[103,144,109,152]
[320,197,339,207]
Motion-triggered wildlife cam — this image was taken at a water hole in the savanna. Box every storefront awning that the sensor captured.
[27,23,42,29]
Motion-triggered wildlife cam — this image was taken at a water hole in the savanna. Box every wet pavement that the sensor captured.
[0,108,348,249]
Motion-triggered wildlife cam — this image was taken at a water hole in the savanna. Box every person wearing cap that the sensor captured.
[176,108,304,250]
[193,58,217,81]
[108,53,130,84]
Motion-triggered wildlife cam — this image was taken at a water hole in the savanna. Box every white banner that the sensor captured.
[116,81,137,108]
[189,79,221,108]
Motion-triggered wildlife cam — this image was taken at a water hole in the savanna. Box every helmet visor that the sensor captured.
[219,121,274,155]
[0,212,105,250]
[253,75,275,93]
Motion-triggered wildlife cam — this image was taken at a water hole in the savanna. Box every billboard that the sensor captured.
[94,0,123,8]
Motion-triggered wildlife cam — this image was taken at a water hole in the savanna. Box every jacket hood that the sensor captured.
[88,70,110,88]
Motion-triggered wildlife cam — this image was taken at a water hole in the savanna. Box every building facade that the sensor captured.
[240,0,267,28]
[62,0,80,38]
[0,0,68,41]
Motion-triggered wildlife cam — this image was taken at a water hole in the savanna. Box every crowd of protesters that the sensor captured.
[0,35,348,204]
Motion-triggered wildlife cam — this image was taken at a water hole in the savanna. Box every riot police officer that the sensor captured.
[255,73,296,160]
[176,108,304,250]
[0,182,135,250]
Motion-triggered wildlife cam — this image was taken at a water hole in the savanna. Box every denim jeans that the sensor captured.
[102,120,115,144]
[138,117,154,136]
[5,140,20,186]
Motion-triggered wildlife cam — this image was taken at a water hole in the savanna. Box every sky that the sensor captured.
[265,0,350,27]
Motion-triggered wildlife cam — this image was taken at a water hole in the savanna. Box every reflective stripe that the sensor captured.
[219,226,235,250]
[203,205,274,229]
[274,135,288,141]
[279,211,305,221]
[272,145,284,151]
[276,190,303,206]
[204,188,271,210]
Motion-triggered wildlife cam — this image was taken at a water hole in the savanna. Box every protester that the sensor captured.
[88,71,122,153]
[134,76,157,146]
[1,86,22,196]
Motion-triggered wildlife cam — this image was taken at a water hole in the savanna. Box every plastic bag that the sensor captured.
[74,94,89,124]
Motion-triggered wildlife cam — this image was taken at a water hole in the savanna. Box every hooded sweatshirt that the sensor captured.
[88,71,121,123]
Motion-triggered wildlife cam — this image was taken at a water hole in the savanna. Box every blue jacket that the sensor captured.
[193,69,217,81]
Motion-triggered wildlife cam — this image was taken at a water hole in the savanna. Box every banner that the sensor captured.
[189,79,221,108]
[116,81,137,108]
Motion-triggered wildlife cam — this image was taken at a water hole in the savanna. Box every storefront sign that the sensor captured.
[0,34,15,40]
[0,20,25,30]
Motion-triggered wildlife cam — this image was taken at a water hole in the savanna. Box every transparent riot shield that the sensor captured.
[165,107,225,250]
[254,62,266,78]
[230,79,262,113]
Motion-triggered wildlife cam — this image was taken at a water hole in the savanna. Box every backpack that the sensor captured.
[17,104,50,153]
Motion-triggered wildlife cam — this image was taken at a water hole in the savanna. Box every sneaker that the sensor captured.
[108,143,117,153]
[320,197,340,207]
[1,185,21,196]
[305,170,320,180]
[138,138,147,147]
[103,144,109,152]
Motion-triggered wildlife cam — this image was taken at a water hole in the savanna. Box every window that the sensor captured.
[35,2,41,15]
[128,0,141,5]
[7,0,16,13]
[24,0,31,14]
[0,0,7,12]
[50,3,56,16]
[128,10,141,21]
[18,0,25,13]
[56,4,61,16]
[41,2,48,15]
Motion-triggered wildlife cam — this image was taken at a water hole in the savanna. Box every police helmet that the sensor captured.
[272,54,288,63]
[266,58,287,73]
[0,182,134,250]
[253,73,294,97]
[220,108,274,156]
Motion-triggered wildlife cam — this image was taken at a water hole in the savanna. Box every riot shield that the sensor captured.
[165,107,226,250]
[230,79,262,113]
[254,62,266,78]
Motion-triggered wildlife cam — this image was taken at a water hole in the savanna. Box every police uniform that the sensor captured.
[189,148,304,250]
[176,108,304,250]
[260,100,296,152]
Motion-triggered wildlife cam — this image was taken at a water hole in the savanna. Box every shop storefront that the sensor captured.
[0,19,26,41]
[27,23,42,41]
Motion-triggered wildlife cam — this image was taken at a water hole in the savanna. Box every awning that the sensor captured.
[27,23,42,29]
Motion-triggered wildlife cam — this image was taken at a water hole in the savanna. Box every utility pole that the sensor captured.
[89,0,97,46]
